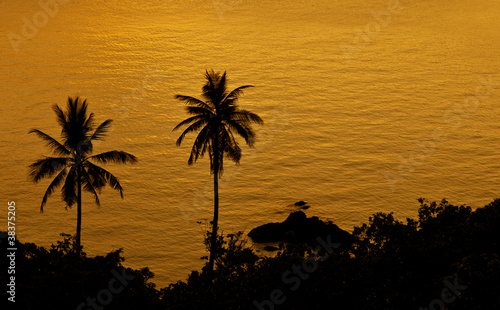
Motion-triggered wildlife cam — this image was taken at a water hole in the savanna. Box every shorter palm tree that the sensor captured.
[29,96,137,253]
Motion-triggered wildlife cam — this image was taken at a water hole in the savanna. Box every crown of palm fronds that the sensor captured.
[29,96,137,211]
[174,70,263,176]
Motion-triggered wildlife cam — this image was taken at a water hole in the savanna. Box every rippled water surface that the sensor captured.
[0,0,499,286]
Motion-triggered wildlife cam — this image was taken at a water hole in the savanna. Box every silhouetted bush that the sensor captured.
[0,233,160,310]
[3,198,500,309]
[160,199,500,309]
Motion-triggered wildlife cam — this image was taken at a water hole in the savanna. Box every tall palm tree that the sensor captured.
[174,70,263,270]
[29,96,137,254]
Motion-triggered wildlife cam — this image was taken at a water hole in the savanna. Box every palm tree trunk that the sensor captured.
[208,169,219,270]
[76,167,82,255]
[208,132,220,271]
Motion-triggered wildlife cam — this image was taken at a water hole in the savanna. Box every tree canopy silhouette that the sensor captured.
[29,96,137,253]
[173,70,263,270]
[3,198,500,308]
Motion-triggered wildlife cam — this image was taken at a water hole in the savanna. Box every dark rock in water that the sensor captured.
[301,205,310,210]
[294,201,307,207]
[283,210,307,224]
[247,222,281,242]
[263,245,280,252]
[248,211,352,246]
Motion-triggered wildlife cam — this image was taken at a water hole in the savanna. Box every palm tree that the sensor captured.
[29,96,137,254]
[174,70,263,270]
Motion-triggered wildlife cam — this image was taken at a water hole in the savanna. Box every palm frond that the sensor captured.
[52,103,69,140]
[185,106,213,116]
[29,129,70,155]
[85,162,124,198]
[230,110,264,125]
[202,70,227,105]
[90,119,112,141]
[223,85,254,105]
[73,97,90,130]
[188,124,211,165]
[173,115,207,131]
[40,167,68,212]
[175,95,212,110]
[61,167,77,207]
[64,97,93,151]
[216,71,228,101]
[81,168,101,206]
[176,119,209,146]
[84,112,96,133]
[90,151,138,164]
[226,120,256,147]
[224,143,242,164]
[80,119,113,155]
[52,103,67,128]
[220,126,241,162]
[84,162,106,190]
[29,157,70,182]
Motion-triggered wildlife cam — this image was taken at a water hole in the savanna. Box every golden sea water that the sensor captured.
[0,0,499,286]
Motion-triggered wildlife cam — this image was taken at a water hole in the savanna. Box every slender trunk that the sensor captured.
[208,130,220,271]
[76,167,82,255]
[208,169,219,270]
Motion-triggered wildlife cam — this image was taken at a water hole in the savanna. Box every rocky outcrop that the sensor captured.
[248,211,352,246]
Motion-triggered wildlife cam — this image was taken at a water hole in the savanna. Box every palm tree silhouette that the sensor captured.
[174,70,263,270]
[29,97,137,254]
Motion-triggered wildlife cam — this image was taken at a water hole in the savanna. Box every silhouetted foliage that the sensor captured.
[160,198,500,309]
[0,233,160,310]
[4,199,500,309]
[28,97,137,253]
[173,70,263,270]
